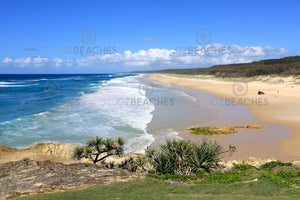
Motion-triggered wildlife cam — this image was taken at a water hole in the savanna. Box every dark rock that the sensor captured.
[258,91,265,95]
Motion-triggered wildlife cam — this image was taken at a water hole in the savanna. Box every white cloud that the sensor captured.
[2,57,13,64]
[52,57,64,67]
[32,57,50,67]
[1,44,292,71]
[14,57,31,67]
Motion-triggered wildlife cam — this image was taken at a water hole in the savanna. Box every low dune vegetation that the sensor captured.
[189,127,237,135]
[189,125,264,135]
[148,56,300,77]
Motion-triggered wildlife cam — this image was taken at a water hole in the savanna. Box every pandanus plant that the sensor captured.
[146,139,236,175]
[73,136,124,164]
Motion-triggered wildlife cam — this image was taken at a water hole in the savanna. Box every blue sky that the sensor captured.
[0,0,299,73]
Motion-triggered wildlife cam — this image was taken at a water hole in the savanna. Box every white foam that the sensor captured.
[0,81,25,87]
[78,74,155,152]
[33,112,50,118]
[0,81,38,87]
[106,78,127,85]
[166,129,183,140]
[0,74,156,153]
[0,81,24,84]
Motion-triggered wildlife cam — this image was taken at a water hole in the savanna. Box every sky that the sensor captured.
[0,0,299,74]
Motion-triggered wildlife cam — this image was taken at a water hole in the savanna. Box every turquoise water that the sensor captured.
[0,74,152,152]
[0,74,216,153]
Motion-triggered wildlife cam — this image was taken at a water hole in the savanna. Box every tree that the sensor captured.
[72,136,124,164]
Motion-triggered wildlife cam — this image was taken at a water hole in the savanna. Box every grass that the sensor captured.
[189,125,263,135]
[18,166,300,200]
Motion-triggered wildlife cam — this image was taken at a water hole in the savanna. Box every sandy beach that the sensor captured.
[149,74,300,159]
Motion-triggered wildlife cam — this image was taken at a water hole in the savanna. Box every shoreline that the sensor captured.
[143,74,294,161]
[148,74,300,160]
[1,73,299,164]
[140,76,218,148]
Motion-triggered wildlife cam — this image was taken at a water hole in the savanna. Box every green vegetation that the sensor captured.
[151,56,300,77]
[18,163,300,200]
[117,156,147,172]
[189,127,236,135]
[72,136,124,164]
[189,125,263,135]
[16,138,300,200]
[234,164,258,171]
[145,139,236,175]
[17,137,300,200]
[260,161,293,170]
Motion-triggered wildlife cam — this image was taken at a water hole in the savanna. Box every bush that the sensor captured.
[234,164,257,171]
[260,161,292,170]
[189,140,222,174]
[146,139,236,175]
[118,157,146,172]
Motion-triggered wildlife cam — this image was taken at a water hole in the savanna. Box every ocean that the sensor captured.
[0,74,215,153]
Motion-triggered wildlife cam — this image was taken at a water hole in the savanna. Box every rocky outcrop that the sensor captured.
[26,143,80,158]
[0,159,135,200]
[219,157,300,171]
[220,157,277,168]
[0,143,144,165]
[0,143,80,164]
[0,144,145,199]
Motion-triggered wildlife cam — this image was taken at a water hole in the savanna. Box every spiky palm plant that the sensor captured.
[146,139,236,175]
[189,140,221,174]
[145,147,155,159]
[152,152,174,174]
[72,136,125,164]
[160,140,194,174]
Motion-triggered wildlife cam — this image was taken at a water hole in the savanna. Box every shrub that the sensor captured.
[117,157,146,172]
[260,161,292,170]
[146,139,236,175]
[189,140,222,174]
[72,136,124,164]
[234,164,257,171]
